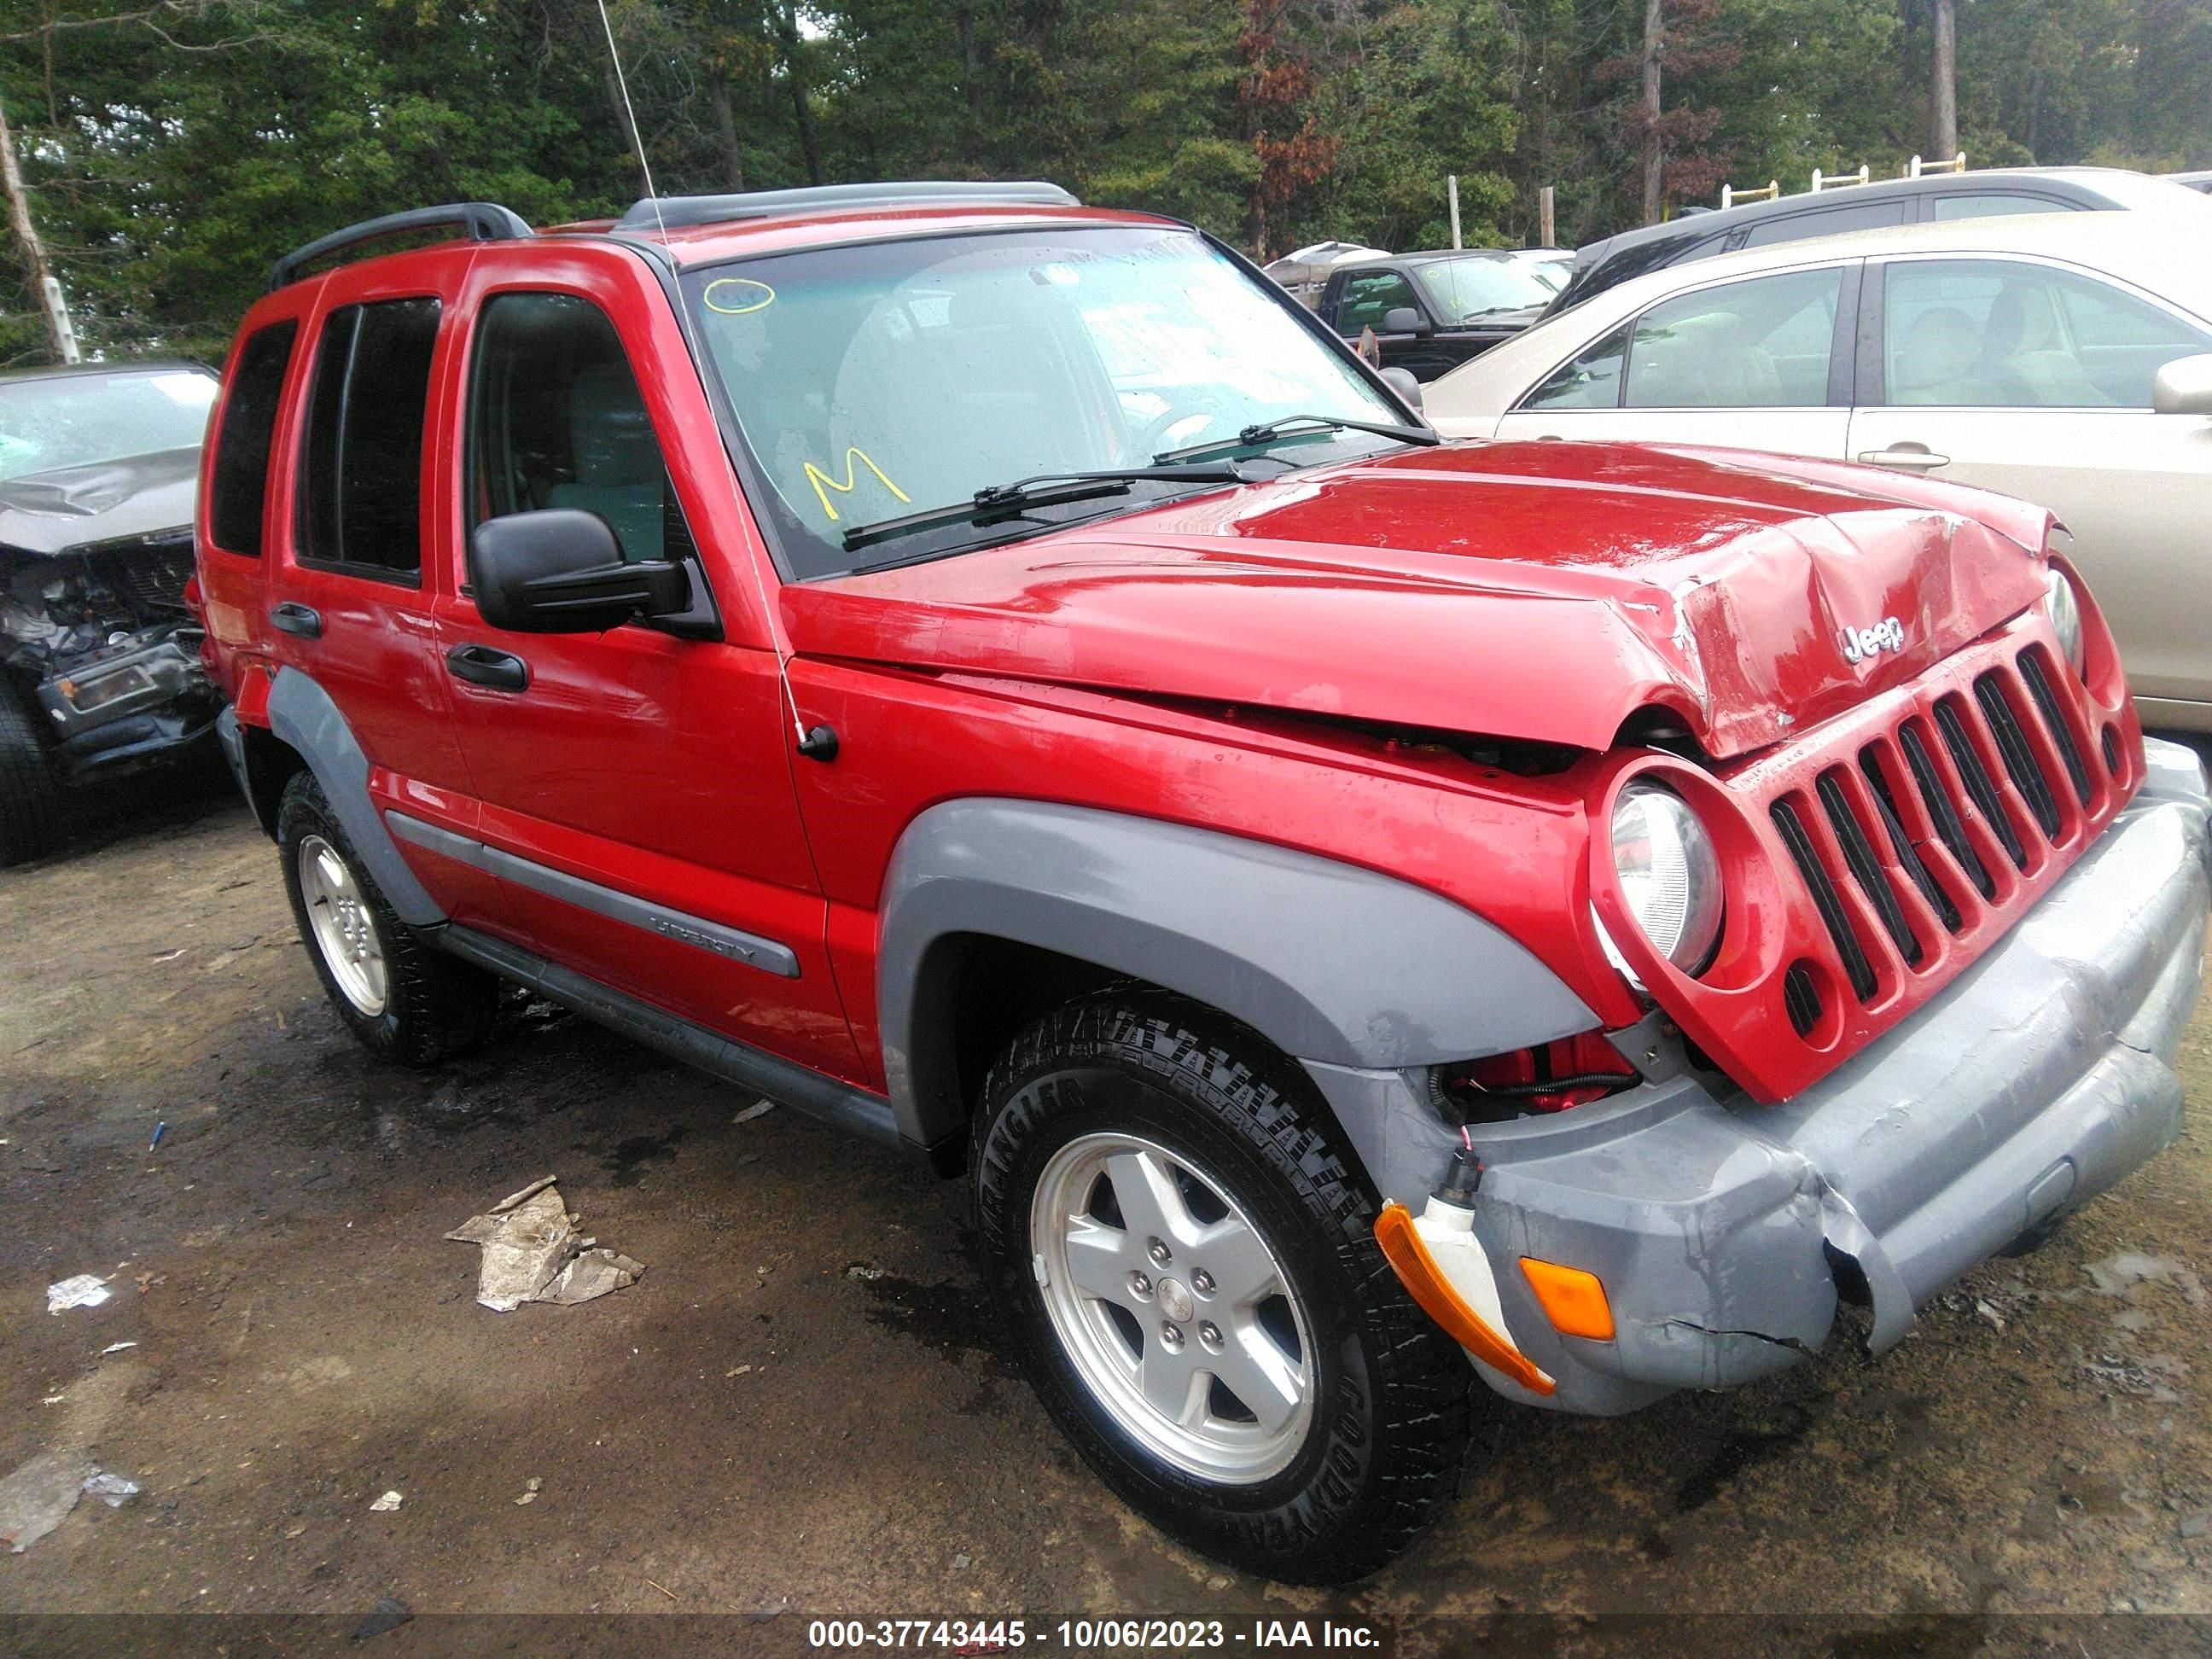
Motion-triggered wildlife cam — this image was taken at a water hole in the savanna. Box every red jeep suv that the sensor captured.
[195,183,2210,1582]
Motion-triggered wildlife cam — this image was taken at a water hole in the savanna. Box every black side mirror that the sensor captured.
[1382,306,1433,338]
[1380,366,1424,410]
[468,509,691,635]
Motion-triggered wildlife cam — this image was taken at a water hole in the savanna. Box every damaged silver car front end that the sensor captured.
[3,531,217,777]
[0,365,224,864]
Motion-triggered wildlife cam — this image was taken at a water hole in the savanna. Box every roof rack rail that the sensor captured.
[613,179,1079,233]
[269,202,533,292]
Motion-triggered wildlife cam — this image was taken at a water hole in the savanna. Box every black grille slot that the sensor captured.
[1934,699,2028,870]
[1783,963,1824,1038]
[1773,800,1877,1002]
[1860,748,1961,933]
[2017,651,2092,807]
[2102,725,2121,777]
[1973,672,2060,840]
[83,536,195,624]
[1901,721,1995,899]
[1816,771,1923,965]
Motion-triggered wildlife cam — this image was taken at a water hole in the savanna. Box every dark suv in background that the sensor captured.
[1318,249,1557,380]
[0,361,223,864]
[1549,166,2212,316]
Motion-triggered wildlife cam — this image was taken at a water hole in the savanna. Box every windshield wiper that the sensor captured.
[1153,413,1438,467]
[841,464,1250,555]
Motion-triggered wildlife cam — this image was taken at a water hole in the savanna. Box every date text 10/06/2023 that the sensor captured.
[806,1618,1384,1650]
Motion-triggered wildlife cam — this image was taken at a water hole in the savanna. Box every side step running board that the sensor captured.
[432,923,911,1155]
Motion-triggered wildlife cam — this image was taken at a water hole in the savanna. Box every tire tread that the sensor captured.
[0,687,61,867]
[971,988,1471,1583]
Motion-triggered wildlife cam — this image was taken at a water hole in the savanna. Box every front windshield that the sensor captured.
[682,224,1403,578]
[1413,257,1557,322]
[0,370,217,484]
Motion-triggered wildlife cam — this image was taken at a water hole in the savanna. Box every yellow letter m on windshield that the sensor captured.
[805,448,911,523]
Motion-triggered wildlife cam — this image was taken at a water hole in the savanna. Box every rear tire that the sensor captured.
[276,770,498,1065]
[970,990,1472,1583]
[0,685,61,868]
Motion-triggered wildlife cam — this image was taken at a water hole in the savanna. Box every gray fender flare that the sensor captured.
[876,798,1598,1149]
[265,667,445,928]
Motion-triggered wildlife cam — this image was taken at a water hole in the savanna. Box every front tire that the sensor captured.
[0,686,61,867]
[276,771,498,1065]
[970,991,1472,1583]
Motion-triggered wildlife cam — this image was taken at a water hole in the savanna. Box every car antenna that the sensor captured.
[593,0,818,757]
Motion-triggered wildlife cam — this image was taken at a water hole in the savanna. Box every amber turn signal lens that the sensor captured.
[1373,1204,1554,1396]
[1520,1257,1615,1341]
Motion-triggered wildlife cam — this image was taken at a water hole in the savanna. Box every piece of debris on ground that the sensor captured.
[354,1595,412,1639]
[369,1489,404,1512]
[0,1450,94,1552]
[81,1470,140,1507]
[443,1176,644,1313]
[45,1275,112,1313]
[731,1098,775,1125]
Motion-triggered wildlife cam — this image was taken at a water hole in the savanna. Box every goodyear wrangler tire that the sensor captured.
[276,771,498,1066]
[970,990,1472,1583]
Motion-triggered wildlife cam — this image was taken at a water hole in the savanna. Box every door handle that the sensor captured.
[1856,445,1951,470]
[269,602,323,638]
[445,643,529,692]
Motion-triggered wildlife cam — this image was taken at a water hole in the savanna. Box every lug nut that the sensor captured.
[1128,1271,1153,1300]
[1191,1269,1214,1296]
[1198,1320,1222,1351]
[1148,1239,1172,1266]
[1159,1322,1185,1351]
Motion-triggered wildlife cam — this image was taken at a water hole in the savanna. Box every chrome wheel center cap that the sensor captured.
[1157,1276,1194,1324]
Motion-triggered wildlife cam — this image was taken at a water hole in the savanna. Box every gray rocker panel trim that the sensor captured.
[265,667,445,928]
[386,811,800,978]
[878,797,1598,1149]
[437,924,900,1150]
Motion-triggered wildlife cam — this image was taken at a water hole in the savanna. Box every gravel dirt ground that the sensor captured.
[3,749,2209,1656]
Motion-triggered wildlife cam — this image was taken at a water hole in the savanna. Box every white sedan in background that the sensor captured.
[1423,212,2212,731]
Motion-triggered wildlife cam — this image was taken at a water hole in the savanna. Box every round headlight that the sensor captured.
[2044,568,2084,675]
[1605,782,1724,981]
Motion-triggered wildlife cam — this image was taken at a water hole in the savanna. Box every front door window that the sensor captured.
[468,290,697,565]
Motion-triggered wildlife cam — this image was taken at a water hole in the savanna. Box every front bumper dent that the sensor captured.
[1310,736,2209,1416]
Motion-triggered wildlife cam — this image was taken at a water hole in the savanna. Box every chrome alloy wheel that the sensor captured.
[1030,1131,1315,1483]
[297,834,387,1017]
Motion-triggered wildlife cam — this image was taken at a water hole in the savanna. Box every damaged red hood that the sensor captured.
[782,440,2056,759]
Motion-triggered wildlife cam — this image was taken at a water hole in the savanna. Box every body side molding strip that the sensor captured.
[387,811,801,978]
[433,923,904,1150]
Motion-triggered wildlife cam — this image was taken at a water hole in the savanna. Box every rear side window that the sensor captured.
[1739,200,1909,248]
[1930,193,2071,222]
[1623,268,1842,409]
[207,321,297,556]
[298,298,441,579]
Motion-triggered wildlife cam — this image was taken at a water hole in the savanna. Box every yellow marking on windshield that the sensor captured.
[805,448,911,522]
[704,277,777,315]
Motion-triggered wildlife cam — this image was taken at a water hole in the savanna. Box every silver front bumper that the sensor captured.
[1309,737,2209,1416]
